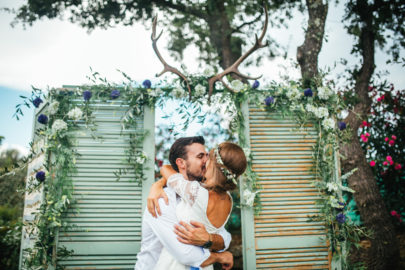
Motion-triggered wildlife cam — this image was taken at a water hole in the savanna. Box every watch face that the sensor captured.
[203,241,212,249]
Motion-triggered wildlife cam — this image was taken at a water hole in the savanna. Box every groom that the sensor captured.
[135,136,233,269]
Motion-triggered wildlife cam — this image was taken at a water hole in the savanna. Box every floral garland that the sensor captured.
[16,70,365,268]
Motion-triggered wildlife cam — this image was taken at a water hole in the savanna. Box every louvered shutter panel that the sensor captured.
[241,102,336,270]
[57,100,154,269]
[19,103,49,269]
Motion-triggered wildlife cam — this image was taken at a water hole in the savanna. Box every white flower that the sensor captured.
[48,101,59,115]
[317,86,333,100]
[135,151,148,164]
[326,182,338,192]
[305,104,316,113]
[51,119,68,135]
[243,189,258,207]
[314,107,329,119]
[149,88,163,97]
[194,84,206,97]
[215,81,224,90]
[173,86,188,98]
[67,107,83,120]
[286,87,301,100]
[230,80,244,92]
[322,117,335,130]
[203,67,215,77]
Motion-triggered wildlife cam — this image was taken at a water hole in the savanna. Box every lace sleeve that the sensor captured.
[167,173,200,206]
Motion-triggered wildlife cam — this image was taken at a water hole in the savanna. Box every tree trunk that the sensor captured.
[297,0,328,85]
[340,2,399,268]
[205,0,241,70]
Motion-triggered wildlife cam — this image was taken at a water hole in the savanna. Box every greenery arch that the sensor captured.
[16,70,365,269]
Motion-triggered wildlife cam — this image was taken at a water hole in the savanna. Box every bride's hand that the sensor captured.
[147,178,169,218]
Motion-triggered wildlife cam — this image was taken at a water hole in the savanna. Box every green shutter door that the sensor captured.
[57,101,154,269]
[242,103,332,270]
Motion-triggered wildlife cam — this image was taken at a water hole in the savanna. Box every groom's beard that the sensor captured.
[186,170,204,182]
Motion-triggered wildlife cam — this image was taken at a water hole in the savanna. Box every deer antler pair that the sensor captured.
[151,5,268,100]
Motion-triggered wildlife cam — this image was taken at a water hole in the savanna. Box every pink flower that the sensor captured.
[360,134,368,142]
[383,161,389,166]
[370,161,376,167]
[386,156,393,161]
[385,137,389,142]
[390,160,394,165]
[362,121,368,126]
[391,135,397,140]
[365,132,370,137]
[389,140,395,146]
[391,210,398,216]
[395,164,402,170]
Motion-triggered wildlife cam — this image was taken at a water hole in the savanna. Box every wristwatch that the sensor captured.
[201,234,213,249]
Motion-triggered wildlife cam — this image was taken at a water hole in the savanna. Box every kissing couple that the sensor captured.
[135,136,247,270]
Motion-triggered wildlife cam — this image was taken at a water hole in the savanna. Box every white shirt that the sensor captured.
[134,187,231,270]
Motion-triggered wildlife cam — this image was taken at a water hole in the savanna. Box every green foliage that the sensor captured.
[344,0,405,65]
[0,206,22,270]
[360,82,405,228]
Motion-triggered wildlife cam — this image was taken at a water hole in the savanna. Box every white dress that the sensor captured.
[153,174,233,270]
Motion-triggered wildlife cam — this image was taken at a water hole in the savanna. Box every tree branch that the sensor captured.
[232,12,263,33]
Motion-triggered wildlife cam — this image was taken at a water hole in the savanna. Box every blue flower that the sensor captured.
[252,80,260,89]
[143,79,152,88]
[336,212,346,224]
[37,114,48,125]
[265,96,274,106]
[304,88,313,97]
[36,171,46,182]
[110,90,120,99]
[338,121,346,130]
[32,97,43,108]
[83,90,92,101]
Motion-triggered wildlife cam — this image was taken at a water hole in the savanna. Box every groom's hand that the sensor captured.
[217,251,233,270]
[147,180,169,218]
[174,221,209,246]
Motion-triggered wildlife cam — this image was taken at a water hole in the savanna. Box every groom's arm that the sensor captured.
[174,221,231,251]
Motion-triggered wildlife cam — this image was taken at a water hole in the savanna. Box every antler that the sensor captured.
[151,16,192,100]
[208,5,269,99]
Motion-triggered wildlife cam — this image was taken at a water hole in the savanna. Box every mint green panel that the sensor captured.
[242,104,332,270]
[57,101,154,269]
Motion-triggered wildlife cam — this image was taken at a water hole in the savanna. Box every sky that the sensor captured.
[0,0,403,155]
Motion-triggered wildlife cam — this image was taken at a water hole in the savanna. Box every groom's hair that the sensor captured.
[169,136,205,172]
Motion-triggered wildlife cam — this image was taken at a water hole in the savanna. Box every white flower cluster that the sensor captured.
[286,86,301,100]
[149,88,163,97]
[194,84,206,97]
[135,151,148,164]
[317,86,334,100]
[230,80,245,92]
[173,86,188,98]
[48,101,59,115]
[203,67,215,77]
[51,119,68,135]
[306,104,329,119]
[67,107,83,120]
[243,188,258,207]
[322,118,335,130]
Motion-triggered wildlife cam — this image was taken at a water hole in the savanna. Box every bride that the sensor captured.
[153,142,247,270]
